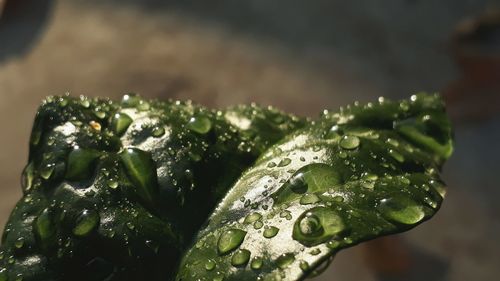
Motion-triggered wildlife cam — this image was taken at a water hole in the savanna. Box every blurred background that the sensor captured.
[1,0,499,280]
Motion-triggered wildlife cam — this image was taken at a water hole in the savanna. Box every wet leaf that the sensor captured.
[176,93,453,281]
[0,94,452,281]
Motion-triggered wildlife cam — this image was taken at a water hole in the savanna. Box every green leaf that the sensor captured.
[175,93,453,281]
[0,94,304,281]
[0,93,452,281]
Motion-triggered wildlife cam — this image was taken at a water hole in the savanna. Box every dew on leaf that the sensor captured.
[339,135,360,150]
[300,193,320,205]
[110,113,133,136]
[263,226,279,238]
[378,196,425,225]
[277,158,292,167]
[217,229,247,255]
[250,257,263,270]
[187,116,212,134]
[205,259,216,271]
[275,253,295,269]
[272,163,341,205]
[244,212,262,224]
[231,249,251,267]
[293,207,346,247]
[73,209,99,237]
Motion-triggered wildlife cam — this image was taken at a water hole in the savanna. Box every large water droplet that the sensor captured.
[378,196,425,225]
[110,113,133,136]
[231,249,251,267]
[120,148,159,207]
[187,116,212,134]
[73,209,99,237]
[217,229,246,255]
[263,226,279,238]
[339,135,360,150]
[293,207,346,247]
[66,148,101,181]
[272,164,341,205]
[275,253,295,269]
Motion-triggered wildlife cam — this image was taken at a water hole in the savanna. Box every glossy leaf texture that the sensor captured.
[0,94,305,281]
[176,93,453,281]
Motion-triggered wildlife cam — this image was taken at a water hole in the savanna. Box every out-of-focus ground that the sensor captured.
[1,1,499,280]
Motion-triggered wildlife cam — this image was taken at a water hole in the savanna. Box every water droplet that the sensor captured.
[21,162,35,192]
[267,162,277,168]
[299,260,309,271]
[145,240,159,253]
[378,196,425,225]
[213,272,224,281]
[14,238,24,249]
[187,116,212,134]
[73,209,99,237]
[275,253,295,269]
[205,259,216,271]
[429,180,447,198]
[137,101,150,111]
[80,99,90,108]
[253,221,263,229]
[277,158,292,167]
[309,248,321,255]
[0,269,6,281]
[272,164,341,205]
[217,229,247,255]
[34,208,54,242]
[386,138,399,147]
[361,173,378,181]
[40,163,55,180]
[120,148,159,207]
[106,180,119,189]
[244,212,262,224]
[388,149,405,163]
[152,126,165,138]
[298,213,322,236]
[339,135,360,150]
[327,240,340,249]
[251,257,263,270]
[110,113,133,136]
[263,226,279,238]
[66,148,101,181]
[300,193,320,205]
[126,222,135,230]
[338,151,348,159]
[90,108,106,118]
[293,207,346,247]
[122,93,142,108]
[231,249,251,267]
[279,210,292,220]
